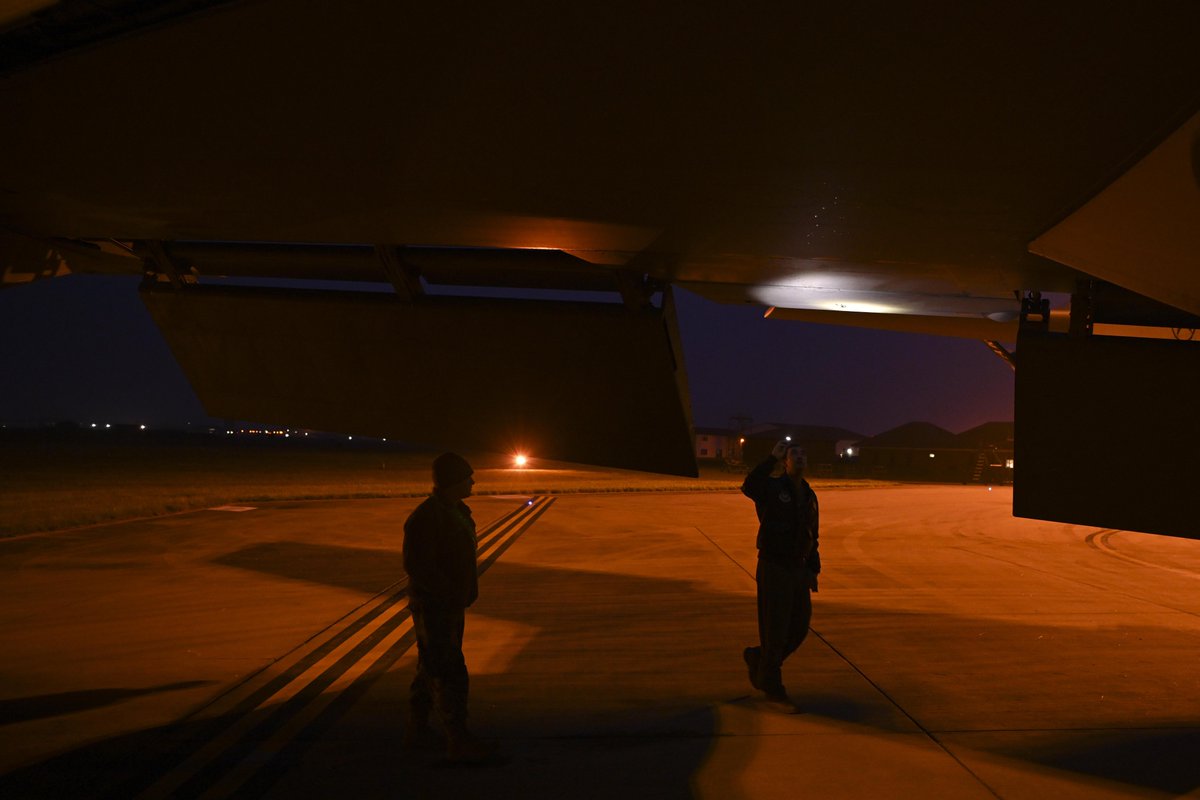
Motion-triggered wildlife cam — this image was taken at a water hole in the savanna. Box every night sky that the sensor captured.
[0,274,1014,438]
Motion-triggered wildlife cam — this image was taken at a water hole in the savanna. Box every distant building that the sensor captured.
[956,421,1015,483]
[694,426,736,462]
[741,423,865,476]
[695,419,1014,481]
[856,421,1014,482]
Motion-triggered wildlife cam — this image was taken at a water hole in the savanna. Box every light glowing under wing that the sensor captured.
[2,2,1200,512]
[2,1,1196,312]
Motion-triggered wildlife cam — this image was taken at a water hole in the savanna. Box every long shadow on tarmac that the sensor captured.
[214,541,407,595]
[4,554,1200,797]
[0,559,730,799]
[977,728,1200,794]
[0,682,215,726]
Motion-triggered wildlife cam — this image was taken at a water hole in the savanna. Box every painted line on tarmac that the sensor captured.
[694,523,1003,799]
[136,495,554,800]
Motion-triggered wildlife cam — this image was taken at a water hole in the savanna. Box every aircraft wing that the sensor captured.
[2,1,1199,532]
[2,1,1196,315]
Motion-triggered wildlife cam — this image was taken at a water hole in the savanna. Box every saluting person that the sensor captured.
[740,439,821,707]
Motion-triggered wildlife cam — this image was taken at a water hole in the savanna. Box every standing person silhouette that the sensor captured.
[402,452,495,762]
[740,439,821,708]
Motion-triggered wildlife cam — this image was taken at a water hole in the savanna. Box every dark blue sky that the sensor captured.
[0,275,1013,437]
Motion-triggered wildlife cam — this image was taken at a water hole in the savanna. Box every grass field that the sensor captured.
[0,436,890,537]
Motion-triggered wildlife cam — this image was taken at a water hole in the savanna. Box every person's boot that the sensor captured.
[763,684,792,705]
[743,646,763,690]
[445,721,496,764]
[401,710,442,750]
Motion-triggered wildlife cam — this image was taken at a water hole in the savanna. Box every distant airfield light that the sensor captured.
[785,436,791,441]
[929,453,936,458]
[513,453,529,468]
[846,447,854,456]
[140,424,146,430]
[105,423,111,429]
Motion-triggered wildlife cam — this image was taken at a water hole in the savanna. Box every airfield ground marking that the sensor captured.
[138,495,553,799]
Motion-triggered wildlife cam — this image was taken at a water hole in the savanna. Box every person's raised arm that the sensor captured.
[741,439,788,500]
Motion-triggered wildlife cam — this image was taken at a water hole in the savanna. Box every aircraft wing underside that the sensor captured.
[2,1,1199,534]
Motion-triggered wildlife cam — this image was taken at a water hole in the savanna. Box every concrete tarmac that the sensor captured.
[2,485,1200,798]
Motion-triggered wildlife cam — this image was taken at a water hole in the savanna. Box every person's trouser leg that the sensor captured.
[409,605,434,726]
[411,603,493,761]
[756,558,795,692]
[781,567,813,662]
[757,559,813,690]
[410,603,469,725]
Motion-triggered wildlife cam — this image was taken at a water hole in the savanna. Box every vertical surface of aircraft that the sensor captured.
[1,1,1198,535]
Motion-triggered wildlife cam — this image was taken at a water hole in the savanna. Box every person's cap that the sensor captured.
[433,452,473,488]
